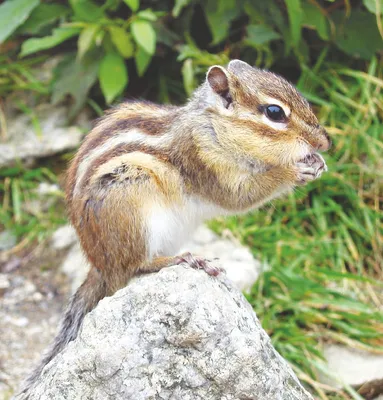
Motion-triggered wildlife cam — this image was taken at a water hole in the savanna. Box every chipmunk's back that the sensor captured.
[66,101,178,202]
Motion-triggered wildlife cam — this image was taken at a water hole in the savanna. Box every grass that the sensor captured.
[210,57,383,398]
[0,165,66,252]
[0,54,50,99]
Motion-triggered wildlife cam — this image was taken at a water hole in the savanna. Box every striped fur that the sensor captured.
[20,60,330,397]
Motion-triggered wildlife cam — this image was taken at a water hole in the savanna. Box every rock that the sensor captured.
[36,183,60,196]
[19,264,312,400]
[0,104,91,167]
[0,273,10,295]
[51,225,77,250]
[2,277,40,307]
[60,242,89,294]
[320,344,383,388]
[181,225,261,292]
[2,256,22,273]
[5,315,29,328]
[0,230,17,251]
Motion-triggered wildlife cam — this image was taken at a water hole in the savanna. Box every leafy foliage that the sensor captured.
[0,0,39,43]
[20,27,81,57]
[99,51,128,104]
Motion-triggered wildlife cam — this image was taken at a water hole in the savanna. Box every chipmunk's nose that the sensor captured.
[316,128,331,152]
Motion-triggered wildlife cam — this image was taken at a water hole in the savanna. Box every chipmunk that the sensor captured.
[20,59,330,394]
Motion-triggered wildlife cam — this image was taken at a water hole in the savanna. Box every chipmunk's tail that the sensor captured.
[18,266,107,397]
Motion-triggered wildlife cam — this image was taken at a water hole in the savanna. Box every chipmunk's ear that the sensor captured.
[227,59,253,75]
[206,66,232,108]
[207,66,229,95]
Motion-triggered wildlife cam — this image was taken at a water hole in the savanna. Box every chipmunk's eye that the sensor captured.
[265,105,286,122]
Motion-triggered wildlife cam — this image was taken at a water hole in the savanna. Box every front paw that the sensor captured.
[175,252,224,277]
[295,153,327,185]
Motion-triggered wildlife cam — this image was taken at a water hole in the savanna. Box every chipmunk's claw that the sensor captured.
[175,252,222,276]
[295,153,327,185]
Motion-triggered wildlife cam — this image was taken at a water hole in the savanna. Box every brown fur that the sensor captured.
[20,59,331,397]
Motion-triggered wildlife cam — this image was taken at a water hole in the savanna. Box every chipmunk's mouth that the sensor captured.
[297,139,314,161]
[302,153,328,172]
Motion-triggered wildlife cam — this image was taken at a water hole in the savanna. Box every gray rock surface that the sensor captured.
[0,231,17,251]
[19,265,312,400]
[0,104,90,167]
[320,344,383,387]
[60,242,89,294]
[51,225,77,250]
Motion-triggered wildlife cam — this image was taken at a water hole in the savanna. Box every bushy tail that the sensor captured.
[19,266,107,396]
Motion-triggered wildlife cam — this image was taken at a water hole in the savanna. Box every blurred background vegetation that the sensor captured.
[0,0,382,398]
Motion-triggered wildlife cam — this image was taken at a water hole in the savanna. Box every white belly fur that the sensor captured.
[146,196,225,258]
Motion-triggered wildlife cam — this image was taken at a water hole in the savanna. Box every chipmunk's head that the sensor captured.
[202,59,331,166]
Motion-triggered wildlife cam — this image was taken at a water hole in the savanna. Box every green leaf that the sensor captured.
[244,2,287,35]
[99,51,128,103]
[69,0,105,22]
[154,20,181,47]
[123,0,139,12]
[246,24,281,45]
[131,20,156,55]
[203,0,241,45]
[137,9,157,21]
[52,54,100,118]
[20,27,81,57]
[135,46,151,76]
[12,179,21,223]
[363,0,383,14]
[109,26,134,58]
[296,37,310,63]
[285,0,303,46]
[0,0,39,44]
[302,2,329,40]
[333,11,383,59]
[182,59,195,96]
[78,25,99,59]
[18,4,70,35]
[172,0,190,17]
[103,0,121,11]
